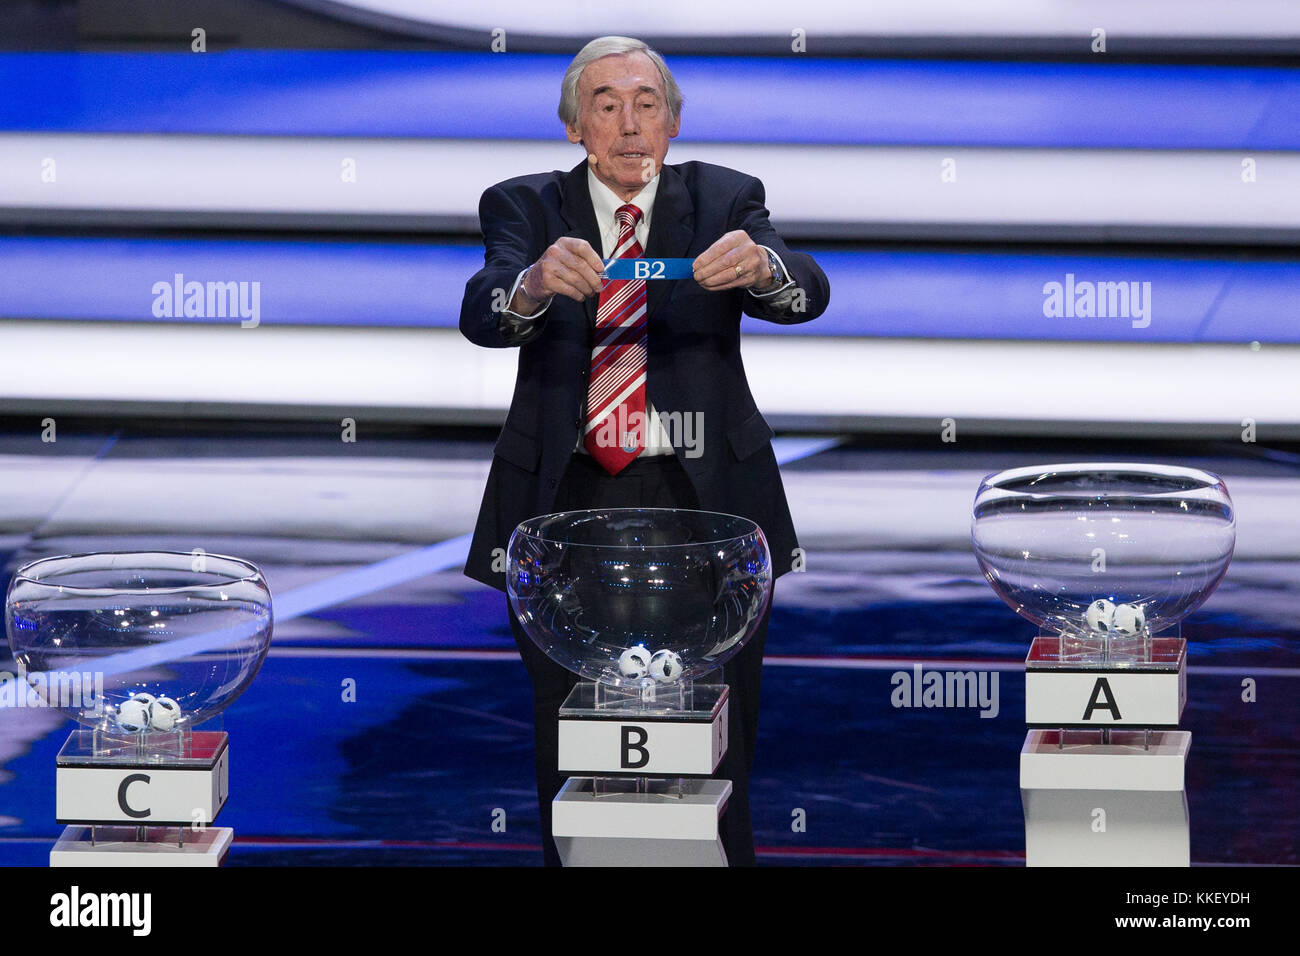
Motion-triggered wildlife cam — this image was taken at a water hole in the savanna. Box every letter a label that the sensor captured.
[1082,677,1122,721]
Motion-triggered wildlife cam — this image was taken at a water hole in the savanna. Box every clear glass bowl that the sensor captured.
[507,508,772,687]
[5,551,273,732]
[971,463,1235,659]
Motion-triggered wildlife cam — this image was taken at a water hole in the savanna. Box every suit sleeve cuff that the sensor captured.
[747,246,797,300]
[501,266,554,320]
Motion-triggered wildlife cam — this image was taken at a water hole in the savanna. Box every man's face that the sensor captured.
[566,51,680,199]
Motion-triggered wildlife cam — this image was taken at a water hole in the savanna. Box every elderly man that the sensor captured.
[460,35,829,866]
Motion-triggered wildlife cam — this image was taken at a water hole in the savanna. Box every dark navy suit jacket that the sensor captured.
[460,158,830,590]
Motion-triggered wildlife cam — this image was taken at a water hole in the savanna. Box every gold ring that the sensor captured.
[735,265,745,277]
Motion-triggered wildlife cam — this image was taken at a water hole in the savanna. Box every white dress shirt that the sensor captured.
[502,165,796,457]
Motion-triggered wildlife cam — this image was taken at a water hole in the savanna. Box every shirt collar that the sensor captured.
[587,165,659,234]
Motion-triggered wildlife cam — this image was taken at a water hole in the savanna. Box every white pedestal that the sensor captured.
[56,730,229,827]
[1025,636,1186,728]
[554,682,732,866]
[51,729,234,867]
[51,825,233,867]
[557,683,728,776]
[553,777,731,867]
[1020,729,1191,866]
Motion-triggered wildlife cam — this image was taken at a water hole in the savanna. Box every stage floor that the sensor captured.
[1,422,1296,865]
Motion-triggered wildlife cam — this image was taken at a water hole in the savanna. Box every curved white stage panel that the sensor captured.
[2,321,1297,434]
[4,134,1299,242]
[282,0,1300,39]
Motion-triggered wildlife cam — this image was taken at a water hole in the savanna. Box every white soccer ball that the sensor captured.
[149,696,181,731]
[648,649,682,683]
[1085,599,1116,633]
[1112,603,1146,637]
[618,645,652,679]
[116,698,150,733]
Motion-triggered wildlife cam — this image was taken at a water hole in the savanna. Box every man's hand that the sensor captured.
[513,237,606,312]
[692,230,773,292]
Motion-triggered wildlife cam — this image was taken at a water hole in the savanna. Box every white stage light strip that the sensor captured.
[4,134,1299,236]
[290,0,1300,39]
[0,321,507,411]
[1,321,1297,430]
[741,335,1300,428]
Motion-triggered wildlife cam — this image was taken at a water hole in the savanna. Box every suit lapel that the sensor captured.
[560,160,695,328]
[641,163,695,323]
[559,160,603,329]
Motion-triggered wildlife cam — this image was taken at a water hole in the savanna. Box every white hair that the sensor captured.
[558,36,683,128]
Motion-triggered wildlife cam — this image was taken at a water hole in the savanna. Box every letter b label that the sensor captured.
[621,725,649,769]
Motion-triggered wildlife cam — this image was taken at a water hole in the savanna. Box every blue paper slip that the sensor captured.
[601,257,696,280]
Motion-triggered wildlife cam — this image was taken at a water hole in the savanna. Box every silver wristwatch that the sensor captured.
[758,248,785,291]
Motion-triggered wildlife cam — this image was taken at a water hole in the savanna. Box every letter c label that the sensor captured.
[118,773,151,818]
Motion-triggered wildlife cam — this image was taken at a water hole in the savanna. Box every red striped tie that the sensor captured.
[584,203,647,474]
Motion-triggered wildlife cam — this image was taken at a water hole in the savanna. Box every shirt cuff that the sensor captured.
[501,266,554,319]
[747,246,797,299]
